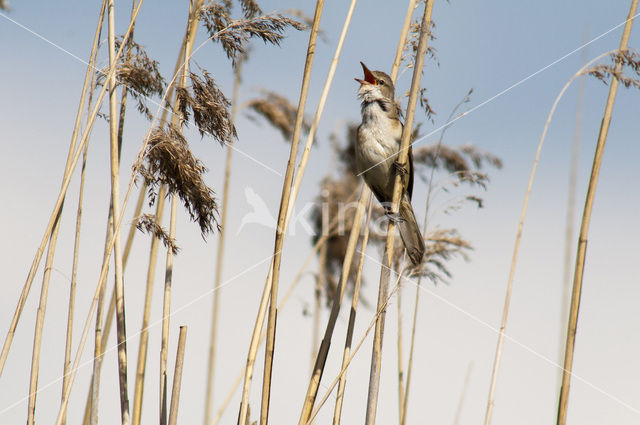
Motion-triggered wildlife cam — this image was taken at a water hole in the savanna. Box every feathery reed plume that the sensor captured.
[412,228,471,282]
[0,0,8,10]
[246,90,311,140]
[114,37,165,118]
[136,214,179,254]
[587,49,640,90]
[413,143,502,175]
[200,3,306,67]
[283,8,326,40]
[96,37,165,120]
[140,124,220,236]
[177,70,237,144]
[403,19,437,70]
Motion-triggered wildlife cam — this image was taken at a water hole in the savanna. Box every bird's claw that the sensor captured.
[393,160,408,176]
[385,212,406,224]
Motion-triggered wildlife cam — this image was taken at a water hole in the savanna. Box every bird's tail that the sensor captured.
[397,193,425,265]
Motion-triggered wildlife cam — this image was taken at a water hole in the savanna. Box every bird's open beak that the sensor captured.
[355,62,376,85]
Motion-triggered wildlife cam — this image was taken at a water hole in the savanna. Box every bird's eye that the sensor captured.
[377,79,385,85]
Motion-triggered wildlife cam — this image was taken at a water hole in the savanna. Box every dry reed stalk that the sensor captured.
[204,40,242,425]
[307,273,405,425]
[390,0,417,83]
[63,136,90,425]
[259,0,324,415]
[160,195,178,425]
[312,242,326,369]
[26,2,109,424]
[128,186,167,425]
[107,0,132,422]
[364,2,434,424]
[453,362,473,425]
[89,8,152,414]
[5,4,144,384]
[66,12,295,425]
[558,28,588,389]
[212,200,355,425]
[231,2,324,424]
[396,276,405,425]
[557,2,638,423]
[65,29,107,424]
[297,186,368,425]
[54,2,146,423]
[168,326,188,425]
[481,48,622,425]
[284,0,358,224]
[26,212,61,425]
[0,0,107,382]
[87,187,146,425]
[400,274,419,425]
[332,194,373,425]
[161,16,195,423]
[131,4,203,424]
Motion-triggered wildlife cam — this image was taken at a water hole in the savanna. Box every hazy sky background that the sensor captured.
[1,1,640,424]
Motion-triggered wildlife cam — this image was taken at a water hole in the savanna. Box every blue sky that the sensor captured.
[1,1,640,424]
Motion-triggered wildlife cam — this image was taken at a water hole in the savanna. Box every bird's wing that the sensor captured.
[395,116,414,201]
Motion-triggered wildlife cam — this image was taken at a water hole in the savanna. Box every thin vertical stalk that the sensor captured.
[29,1,108,422]
[297,186,368,425]
[62,133,90,425]
[390,0,417,83]
[284,0,358,223]
[57,2,246,422]
[0,0,107,381]
[130,185,166,425]
[312,242,326,370]
[212,201,355,425]
[160,195,178,425]
[237,181,356,425]
[364,2,434,424]
[559,27,588,387]
[400,275,419,425]
[401,170,432,425]
[233,2,323,424]
[26,215,61,425]
[332,194,373,425]
[259,0,325,419]
[557,2,638,424]
[63,6,108,422]
[131,4,202,424]
[396,280,405,425]
[107,0,131,422]
[307,274,405,425]
[168,326,188,425]
[161,14,193,422]
[204,46,242,425]
[452,363,473,425]
[90,218,114,425]
[482,49,620,425]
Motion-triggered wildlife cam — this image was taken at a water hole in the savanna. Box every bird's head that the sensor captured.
[355,62,395,102]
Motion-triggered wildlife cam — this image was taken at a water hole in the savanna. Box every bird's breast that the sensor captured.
[356,103,403,200]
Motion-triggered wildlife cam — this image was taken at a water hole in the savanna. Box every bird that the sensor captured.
[354,62,425,265]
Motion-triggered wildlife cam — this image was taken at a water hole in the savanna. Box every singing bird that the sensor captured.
[355,62,425,265]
